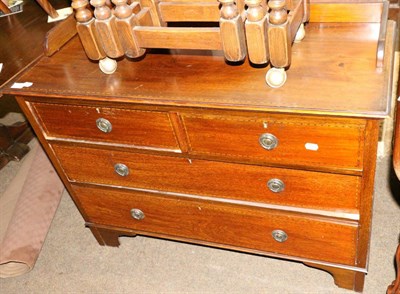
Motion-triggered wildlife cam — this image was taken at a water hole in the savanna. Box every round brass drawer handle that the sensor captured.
[272,229,288,243]
[267,178,285,193]
[130,208,145,220]
[96,118,112,133]
[259,133,278,150]
[114,163,129,177]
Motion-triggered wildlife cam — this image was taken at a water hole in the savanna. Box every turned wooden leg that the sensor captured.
[245,0,269,65]
[71,0,106,62]
[90,0,124,59]
[113,0,146,59]
[266,0,291,88]
[304,262,365,292]
[87,224,136,247]
[219,0,247,62]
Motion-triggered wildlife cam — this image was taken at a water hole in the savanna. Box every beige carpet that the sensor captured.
[0,151,399,293]
[0,111,64,278]
[0,139,64,278]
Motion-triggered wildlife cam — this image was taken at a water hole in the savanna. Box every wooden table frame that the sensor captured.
[45,1,391,90]
[70,0,309,87]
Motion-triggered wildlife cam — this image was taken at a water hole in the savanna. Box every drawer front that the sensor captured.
[53,144,361,211]
[72,185,358,265]
[181,113,366,170]
[30,102,180,150]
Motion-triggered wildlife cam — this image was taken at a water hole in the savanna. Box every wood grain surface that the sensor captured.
[6,12,396,293]
[182,112,366,171]
[30,102,180,150]
[71,184,359,266]
[5,23,394,118]
[310,3,383,22]
[51,143,362,213]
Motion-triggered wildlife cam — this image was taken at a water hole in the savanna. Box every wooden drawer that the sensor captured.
[29,102,180,150]
[72,185,358,265]
[53,144,361,212]
[181,113,366,171]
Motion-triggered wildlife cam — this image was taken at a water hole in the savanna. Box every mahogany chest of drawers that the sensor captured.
[5,18,396,292]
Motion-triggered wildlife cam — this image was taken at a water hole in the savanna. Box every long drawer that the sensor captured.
[53,144,361,212]
[181,113,366,170]
[29,102,180,150]
[72,184,358,266]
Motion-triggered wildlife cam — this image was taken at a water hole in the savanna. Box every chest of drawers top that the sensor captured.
[7,23,393,119]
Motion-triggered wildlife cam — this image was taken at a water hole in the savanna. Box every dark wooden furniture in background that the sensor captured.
[0,0,70,170]
[4,2,396,290]
[0,122,33,170]
[0,0,70,89]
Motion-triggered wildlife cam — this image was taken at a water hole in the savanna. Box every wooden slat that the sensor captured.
[134,27,222,50]
[377,1,389,68]
[95,16,125,58]
[245,14,269,64]
[220,13,247,62]
[116,14,146,58]
[289,0,304,43]
[44,14,77,57]
[76,20,106,60]
[303,0,311,22]
[309,3,383,22]
[159,2,220,22]
[136,7,154,26]
[139,0,164,26]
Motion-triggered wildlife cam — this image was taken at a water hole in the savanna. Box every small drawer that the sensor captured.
[30,102,180,150]
[181,113,366,170]
[53,144,361,212]
[72,185,358,266]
